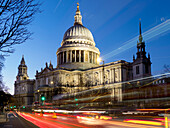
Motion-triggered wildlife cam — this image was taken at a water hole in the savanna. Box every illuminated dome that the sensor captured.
[56,3,100,70]
[62,24,95,46]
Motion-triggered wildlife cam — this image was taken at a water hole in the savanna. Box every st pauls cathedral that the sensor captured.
[14,3,152,107]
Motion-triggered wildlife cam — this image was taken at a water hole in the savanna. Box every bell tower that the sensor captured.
[16,55,29,81]
[133,20,152,79]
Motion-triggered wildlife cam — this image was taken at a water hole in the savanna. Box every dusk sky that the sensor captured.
[2,0,170,94]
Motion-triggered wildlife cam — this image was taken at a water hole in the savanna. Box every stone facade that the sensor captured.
[14,4,151,107]
[14,56,35,106]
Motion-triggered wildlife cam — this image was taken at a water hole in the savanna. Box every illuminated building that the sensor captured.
[14,3,152,108]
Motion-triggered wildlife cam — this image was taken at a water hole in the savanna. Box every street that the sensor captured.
[0,111,164,128]
[0,112,38,128]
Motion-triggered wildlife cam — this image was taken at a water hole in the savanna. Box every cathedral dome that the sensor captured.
[56,3,100,70]
[62,24,95,46]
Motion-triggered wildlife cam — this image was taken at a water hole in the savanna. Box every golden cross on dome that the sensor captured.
[77,2,79,11]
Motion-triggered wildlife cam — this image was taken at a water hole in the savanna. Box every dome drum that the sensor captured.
[57,49,100,69]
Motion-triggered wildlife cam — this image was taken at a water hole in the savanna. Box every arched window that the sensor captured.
[76,50,79,62]
[72,51,75,62]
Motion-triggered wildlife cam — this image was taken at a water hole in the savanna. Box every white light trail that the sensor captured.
[61,72,170,97]
[102,19,170,60]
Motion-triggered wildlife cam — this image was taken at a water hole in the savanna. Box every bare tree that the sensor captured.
[0,54,4,91]
[0,0,40,92]
[0,0,41,54]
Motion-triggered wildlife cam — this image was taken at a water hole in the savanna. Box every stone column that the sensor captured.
[109,69,111,84]
[119,86,122,101]
[110,69,112,83]
[70,50,72,62]
[63,52,64,63]
[57,54,59,65]
[95,53,97,64]
[79,50,81,62]
[92,52,93,63]
[113,68,115,83]
[83,50,85,62]
[66,51,68,63]
[87,51,89,63]
[119,68,122,82]
[99,71,101,84]
[75,50,76,62]
[59,53,61,64]
[93,52,95,64]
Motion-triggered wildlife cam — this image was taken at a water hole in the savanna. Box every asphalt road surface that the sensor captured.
[0,111,165,128]
[0,112,38,128]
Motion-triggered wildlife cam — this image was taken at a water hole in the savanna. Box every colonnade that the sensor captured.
[57,50,99,65]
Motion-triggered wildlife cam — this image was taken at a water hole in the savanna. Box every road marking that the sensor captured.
[3,125,13,128]
[11,112,17,117]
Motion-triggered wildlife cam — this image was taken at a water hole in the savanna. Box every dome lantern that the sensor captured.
[74,3,82,25]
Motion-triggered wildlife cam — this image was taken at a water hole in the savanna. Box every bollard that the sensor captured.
[40,109,43,116]
[164,114,170,128]
[52,112,57,118]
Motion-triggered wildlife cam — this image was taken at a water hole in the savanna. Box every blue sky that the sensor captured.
[2,0,170,94]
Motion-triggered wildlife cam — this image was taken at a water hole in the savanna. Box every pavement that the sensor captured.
[0,111,38,128]
[0,113,7,123]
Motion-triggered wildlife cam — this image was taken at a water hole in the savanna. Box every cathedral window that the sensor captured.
[72,51,75,62]
[58,53,60,64]
[136,66,140,74]
[23,69,25,73]
[64,51,66,63]
[145,64,149,73]
[61,52,63,64]
[76,50,79,62]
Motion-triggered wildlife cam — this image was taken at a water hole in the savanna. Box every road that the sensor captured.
[0,111,165,128]
[0,111,38,128]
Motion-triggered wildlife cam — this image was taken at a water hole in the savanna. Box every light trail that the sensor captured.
[60,72,170,97]
[102,19,170,60]
[124,119,163,126]
[18,112,90,128]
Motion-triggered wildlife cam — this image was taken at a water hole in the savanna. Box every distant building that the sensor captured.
[14,3,152,108]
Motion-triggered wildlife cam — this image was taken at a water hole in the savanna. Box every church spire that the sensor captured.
[138,18,143,43]
[21,55,25,65]
[74,2,82,25]
[16,55,28,81]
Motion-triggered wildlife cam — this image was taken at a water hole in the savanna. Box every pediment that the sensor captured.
[40,68,51,75]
